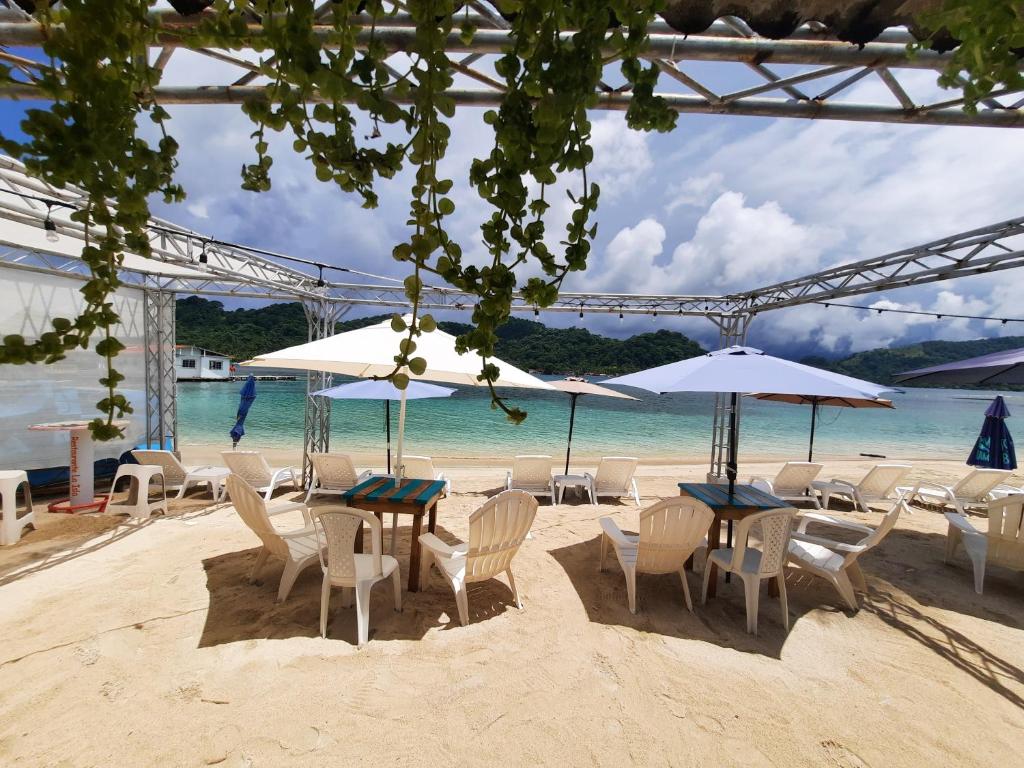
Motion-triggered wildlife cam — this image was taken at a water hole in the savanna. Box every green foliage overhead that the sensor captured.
[802,336,1024,387]
[176,297,706,375]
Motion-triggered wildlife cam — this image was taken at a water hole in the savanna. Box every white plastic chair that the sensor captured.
[585,457,641,506]
[749,461,823,509]
[701,507,797,635]
[131,449,227,501]
[945,494,1024,594]
[787,497,907,610]
[812,463,911,512]
[419,490,538,626]
[225,475,320,602]
[222,450,298,501]
[599,497,714,613]
[305,452,373,503]
[900,468,1015,515]
[0,470,34,546]
[401,455,450,494]
[506,455,555,504]
[313,508,401,647]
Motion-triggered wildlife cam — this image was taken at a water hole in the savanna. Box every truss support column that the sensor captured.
[143,287,177,453]
[301,297,349,487]
[707,313,753,483]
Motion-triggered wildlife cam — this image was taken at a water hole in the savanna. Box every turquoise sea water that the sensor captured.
[178,373,1020,463]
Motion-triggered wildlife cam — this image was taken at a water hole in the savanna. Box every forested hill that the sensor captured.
[176,297,706,375]
[802,336,1024,386]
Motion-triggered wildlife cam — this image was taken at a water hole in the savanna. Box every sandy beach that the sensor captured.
[1,454,1022,766]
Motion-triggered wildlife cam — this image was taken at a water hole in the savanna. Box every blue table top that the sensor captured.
[677,482,787,510]
[343,476,447,506]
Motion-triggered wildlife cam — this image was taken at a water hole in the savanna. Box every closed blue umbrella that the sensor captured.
[967,396,1016,469]
[230,375,257,448]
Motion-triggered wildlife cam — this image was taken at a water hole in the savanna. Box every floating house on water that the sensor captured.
[175,345,233,381]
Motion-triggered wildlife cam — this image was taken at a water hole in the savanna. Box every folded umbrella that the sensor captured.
[230,374,257,448]
[967,395,1016,469]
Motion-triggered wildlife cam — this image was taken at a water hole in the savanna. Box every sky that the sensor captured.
[2,32,1023,360]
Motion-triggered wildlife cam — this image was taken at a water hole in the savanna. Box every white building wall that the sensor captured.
[0,267,146,470]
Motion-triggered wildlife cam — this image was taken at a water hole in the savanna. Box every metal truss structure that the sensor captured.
[0,6,1023,128]
[300,298,350,486]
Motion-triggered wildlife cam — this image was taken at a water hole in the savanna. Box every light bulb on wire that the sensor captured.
[44,205,59,243]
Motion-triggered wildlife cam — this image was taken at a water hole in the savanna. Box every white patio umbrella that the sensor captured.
[243,316,554,480]
[550,378,637,474]
[312,379,456,473]
[605,346,895,495]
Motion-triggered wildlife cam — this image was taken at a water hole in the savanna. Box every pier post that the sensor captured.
[301,297,349,488]
[143,287,177,452]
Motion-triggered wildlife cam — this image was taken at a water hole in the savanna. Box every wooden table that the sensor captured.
[678,482,788,598]
[341,477,447,592]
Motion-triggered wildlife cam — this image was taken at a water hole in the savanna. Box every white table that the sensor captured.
[28,419,129,513]
[553,473,591,504]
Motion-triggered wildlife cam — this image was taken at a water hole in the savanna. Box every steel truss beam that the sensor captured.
[143,287,177,453]
[0,10,1023,128]
[301,297,349,486]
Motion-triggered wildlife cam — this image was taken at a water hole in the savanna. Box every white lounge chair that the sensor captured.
[225,475,321,602]
[585,456,641,506]
[749,461,823,509]
[599,497,714,613]
[419,490,538,626]
[702,507,797,635]
[506,455,555,504]
[313,508,401,647]
[945,494,1024,594]
[787,497,907,611]
[401,455,450,494]
[131,449,227,501]
[305,452,373,503]
[899,468,1015,515]
[222,450,298,501]
[812,463,911,512]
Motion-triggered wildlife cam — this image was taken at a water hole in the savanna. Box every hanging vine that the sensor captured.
[0,0,1018,437]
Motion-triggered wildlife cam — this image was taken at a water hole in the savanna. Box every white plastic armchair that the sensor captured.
[419,490,538,626]
[131,449,227,501]
[313,508,401,647]
[222,450,298,501]
[812,463,911,512]
[585,457,640,506]
[599,497,714,613]
[787,497,907,610]
[945,494,1024,594]
[400,455,450,495]
[225,474,320,602]
[701,507,797,635]
[899,468,1014,515]
[305,452,373,502]
[505,455,555,504]
[749,461,823,509]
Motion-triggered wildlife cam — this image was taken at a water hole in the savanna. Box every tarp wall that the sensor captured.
[0,265,147,471]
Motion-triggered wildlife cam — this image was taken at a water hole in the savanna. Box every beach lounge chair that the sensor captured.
[812,463,911,512]
[898,468,1015,515]
[787,497,907,611]
[305,452,374,503]
[222,450,298,501]
[599,497,714,613]
[400,455,450,494]
[225,475,321,602]
[749,461,823,509]
[131,449,228,501]
[313,508,401,646]
[945,494,1024,594]
[506,455,555,504]
[419,490,538,626]
[585,456,641,505]
[702,507,797,635]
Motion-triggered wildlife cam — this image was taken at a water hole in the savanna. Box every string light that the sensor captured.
[43,204,58,243]
[316,265,325,288]
[814,300,1023,325]
[199,240,208,264]
[533,306,539,317]
[618,306,623,321]
[579,303,584,319]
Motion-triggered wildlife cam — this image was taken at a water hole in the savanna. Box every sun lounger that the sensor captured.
[131,449,228,501]
[749,461,823,508]
[812,463,911,512]
[222,450,298,501]
[898,468,1015,515]
[506,455,555,504]
[585,456,641,505]
[400,455,450,494]
[305,452,374,503]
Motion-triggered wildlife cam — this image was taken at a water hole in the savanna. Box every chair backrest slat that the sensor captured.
[225,474,289,559]
[859,464,912,499]
[734,508,796,576]
[773,462,823,494]
[314,508,383,584]
[402,455,436,481]
[223,451,273,487]
[309,453,360,490]
[131,450,187,485]
[510,456,552,488]
[954,469,1012,500]
[636,498,714,574]
[986,495,1024,568]
[594,457,638,492]
[465,490,538,582]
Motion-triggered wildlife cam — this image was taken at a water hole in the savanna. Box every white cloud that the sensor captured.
[588,114,653,200]
[665,172,724,212]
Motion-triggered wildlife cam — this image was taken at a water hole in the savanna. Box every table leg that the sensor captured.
[725,519,733,584]
[706,514,722,599]
[428,501,437,535]
[354,521,364,554]
[408,511,424,592]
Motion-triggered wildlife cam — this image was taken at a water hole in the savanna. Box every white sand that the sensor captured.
[0,455,1022,766]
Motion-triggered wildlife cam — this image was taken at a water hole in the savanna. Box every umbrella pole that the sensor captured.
[395,386,408,484]
[727,391,739,497]
[808,401,818,463]
[565,394,578,475]
[385,400,392,474]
